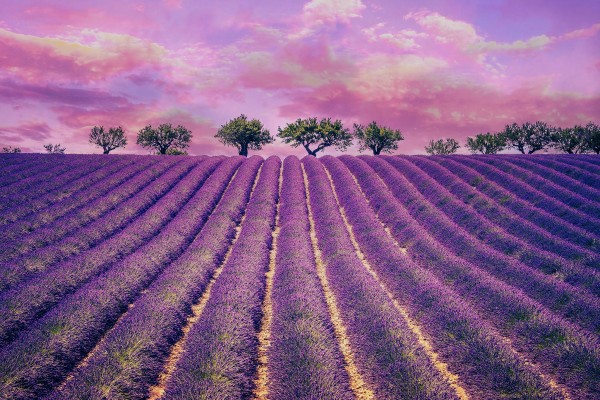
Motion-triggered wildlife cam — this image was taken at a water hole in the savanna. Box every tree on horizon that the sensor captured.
[354,121,403,155]
[215,114,274,157]
[89,126,127,154]
[278,117,353,157]
[137,123,192,155]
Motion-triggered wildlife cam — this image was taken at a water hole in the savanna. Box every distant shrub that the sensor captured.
[425,138,460,155]
[2,146,21,153]
[44,144,66,154]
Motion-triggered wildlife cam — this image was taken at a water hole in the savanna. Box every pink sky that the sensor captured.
[0,0,599,156]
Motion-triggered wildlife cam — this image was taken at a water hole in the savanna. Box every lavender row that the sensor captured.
[338,156,600,398]
[431,156,600,248]
[444,156,600,236]
[0,157,224,346]
[320,156,565,399]
[552,154,600,174]
[266,156,353,400]
[0,156,181,262]
[366,156,600,334]
[0,157,206,295]
[0,156,112,214]
[0,154,52,185]
[161,156,277,399]
[472,155,600,215]
[503,156,600,199]
[0,155,84,189]
[0,157,246,399]
[393,156,600,293]
[303,156,458,399]
[0,156,161,245]
[51,156,267,400]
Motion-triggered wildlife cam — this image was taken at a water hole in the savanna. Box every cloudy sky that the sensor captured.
[0,0,599,156]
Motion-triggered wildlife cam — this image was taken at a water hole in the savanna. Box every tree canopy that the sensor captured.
[425,138,460,155]
[465,132,506,154]
[583,122,600,154]
[137,123,192,155]
[2,146,21,153]
[278,117,353,156]
[551,126,589,154]
[215,114,274,156]
[44,144,66,154]
[89,126,127,154]
[502,121,554,154]
[354,122,403,155]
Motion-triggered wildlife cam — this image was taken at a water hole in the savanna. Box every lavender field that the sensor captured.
[0,153,598,400]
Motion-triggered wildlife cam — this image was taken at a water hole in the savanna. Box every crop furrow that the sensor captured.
[252,160,282,400]
[317,156,567,399]
[0,156,83,190]
[0,157,245,399]
[0,157,208,295]
[303,157,460,399]
[502,156,600,199]
[0,156,181,261]
[430,156,600,246]
[0,157,225,346]
[336,156,600,399]
[262,156,353,400]
[0,156,158,242]
[47,157,265,400]
[471,155,600,215]
[362,156,600,333]
[0,156,112,213]
[392,156,600,293]
[150,157,273,399]
[445,156,600,236]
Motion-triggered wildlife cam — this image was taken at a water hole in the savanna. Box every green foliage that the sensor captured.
[215,114,274,156]
[354,121,403,155]
[502,121,554,154]
[278,117,352,156]
[89,126,127,154]
[551,125,589,154]
[465,132,506,154]
[137,123,192,155]
[425,138,460,155]
[43,144,66,154]
[583,122,600,154]
[165,148,188,155]
[2,146,21,153]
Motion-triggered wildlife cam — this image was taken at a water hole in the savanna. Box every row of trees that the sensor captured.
[3,119,599,156]
[427,121,600,155]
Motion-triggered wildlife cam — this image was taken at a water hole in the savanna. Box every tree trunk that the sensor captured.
[373,148,381,155]
[239,145,248,157]
[103,149,110,154]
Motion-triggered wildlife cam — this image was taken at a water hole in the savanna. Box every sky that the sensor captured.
[0,0,599,156]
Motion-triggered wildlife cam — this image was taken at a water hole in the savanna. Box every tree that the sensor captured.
[165,148,188,155]
[502,121,554,154]
[583,122,600,154]
[44,144,66,154]
[2,146,21,153]
[465,132,506,154]
[278,117,353,157]
[425,138,460,155]
[89,126,127,154]
[354,121,403,155]
[551,125,589,154]
[137,123,192,155]
[215,114,274,156]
